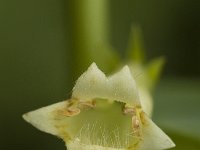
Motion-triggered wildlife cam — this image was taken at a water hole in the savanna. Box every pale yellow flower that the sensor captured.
[23,63,175,150]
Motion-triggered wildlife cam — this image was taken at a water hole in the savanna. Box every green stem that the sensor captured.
[68,0,109,81]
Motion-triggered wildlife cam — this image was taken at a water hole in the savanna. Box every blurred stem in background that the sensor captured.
[126,25,145,64]
[68,0,119,86]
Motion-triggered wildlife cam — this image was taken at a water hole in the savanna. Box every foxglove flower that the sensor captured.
[23,63,175,150]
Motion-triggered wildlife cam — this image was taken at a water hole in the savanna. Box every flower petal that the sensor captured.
[72,63,140,106]
[138,87,153,116]
[67,139,126,150]
[137,113,175,150]
[23,101,70,138]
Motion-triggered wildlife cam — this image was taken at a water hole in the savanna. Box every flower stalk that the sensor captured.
[68,0,110,80]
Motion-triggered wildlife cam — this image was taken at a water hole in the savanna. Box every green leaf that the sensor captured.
[153,78,200,141]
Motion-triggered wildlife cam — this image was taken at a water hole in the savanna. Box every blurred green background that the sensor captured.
[0,0,200,149]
